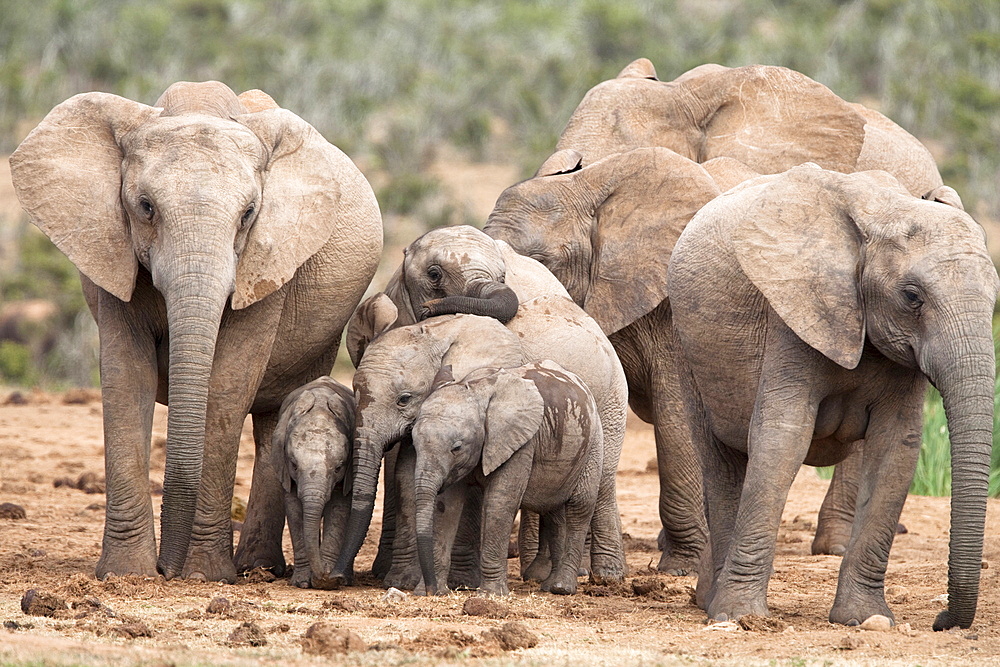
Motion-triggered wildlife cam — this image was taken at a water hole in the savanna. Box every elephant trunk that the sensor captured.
[331,429,386,582]
[300,487,329,588]
[422,280,519,323]
[415,482,443,595]
[155,266,231,579]
[925,324,995,631]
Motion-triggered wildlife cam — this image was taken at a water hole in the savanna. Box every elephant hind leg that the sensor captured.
[812,442,862,556]
[233,410,286,577]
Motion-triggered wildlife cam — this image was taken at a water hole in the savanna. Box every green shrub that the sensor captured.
[0,341,35,385]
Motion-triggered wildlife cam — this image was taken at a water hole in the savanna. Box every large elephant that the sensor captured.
[667,165,998,630]
[486,57,957,569]
[9,82,382,581]
[333,225,629,587]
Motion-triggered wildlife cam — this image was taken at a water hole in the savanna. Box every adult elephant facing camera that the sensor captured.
[9,82,382,582]
[336,225,629,585]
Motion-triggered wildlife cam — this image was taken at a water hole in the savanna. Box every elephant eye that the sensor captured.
[427,265,443,283]
[902,286,924,310]
[450,442,462,454]
[396,393,413,407]
[241,203,256,228]
[138,197,155,221]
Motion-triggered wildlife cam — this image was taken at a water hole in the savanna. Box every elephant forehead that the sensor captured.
[130,115,264,165]
[414,228,503,270]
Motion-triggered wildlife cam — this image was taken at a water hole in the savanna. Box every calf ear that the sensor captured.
[535,149,583,177]
[730,166,866,369]
[346,293,399,367]
[481,371,545,477]
[923,185,964,210]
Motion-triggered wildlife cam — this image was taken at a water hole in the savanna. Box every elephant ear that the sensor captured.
[481,370,546,477]
[923,185,964,210]
[346,292,399,367]
[583,147,721,334]
[701,157,762,193]
[616,58,659,80]
[9,93,160,302]
[238,89,280,113]
[534,149,583,177]
[232,108,346,309]
[685,65,867,175]
[730,165,866,369]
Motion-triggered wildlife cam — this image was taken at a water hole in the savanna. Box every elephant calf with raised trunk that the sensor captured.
[667,165,998,630]
[9,81,382,581]
[272,376,355,590]
[413,361,603,597]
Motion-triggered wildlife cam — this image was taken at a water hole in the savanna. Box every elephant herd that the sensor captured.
[9,58,997,632]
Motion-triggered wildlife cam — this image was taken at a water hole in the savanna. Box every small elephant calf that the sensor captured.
[411,360,604,596]
[271,376,354,589]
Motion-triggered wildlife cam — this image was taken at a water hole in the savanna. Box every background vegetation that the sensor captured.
[1,0,999,494]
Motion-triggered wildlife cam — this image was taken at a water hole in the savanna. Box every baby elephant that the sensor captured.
[412,361,603,596]
[271,376,355,589]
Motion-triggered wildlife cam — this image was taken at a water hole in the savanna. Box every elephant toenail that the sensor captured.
[846,619,859,627]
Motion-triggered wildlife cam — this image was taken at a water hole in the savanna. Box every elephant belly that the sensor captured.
[804,395,871,466]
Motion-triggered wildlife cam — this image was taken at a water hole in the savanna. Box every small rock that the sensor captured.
[931,593,949,607]
[382,587,407,603]
[860,615,893,632]
[885,585,908,604]
[0,503,26,520]
[270,623,290,633]
[463,596,510,619]
[895,622,916,637]
[29,549,46,558]
[206,597,232,615]
[982,560,990,570]
[4,391,27,405]
[177,610,202,620]
[840,634,863,650]
[301,622,367,655]
[21,589,67,617]
[226,621,267,647]
[702,620,741,632]
[113,621,153,639]
[483,621,538,651]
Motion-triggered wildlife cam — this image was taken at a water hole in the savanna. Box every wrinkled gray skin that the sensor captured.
[331,310,528,587]
[668,166,998,630]
[413,362,603,597]
[272,376,355,590]
[486,57,958,570]
[9,82,382,581]
[334,226,628,588]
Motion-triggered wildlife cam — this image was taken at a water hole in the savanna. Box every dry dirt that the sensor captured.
[1,390,999,666]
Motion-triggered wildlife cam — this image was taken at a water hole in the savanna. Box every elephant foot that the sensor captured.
[326,569,354,588]
[383,563,422,591]
[542,569,579,595]
[182,543,237,584]
[657,551,699,576]
[479,580,510,597]
[233,533,287,577]
[706,587,769,622]
[521,556,551,582]
[448,566,480,590]
[588,553,626,584]
[811,524,851,556]
[829,592,894,627]
[96,539,158,580]
[290,567,312,589]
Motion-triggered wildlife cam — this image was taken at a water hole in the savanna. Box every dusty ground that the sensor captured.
[0,390,998,666]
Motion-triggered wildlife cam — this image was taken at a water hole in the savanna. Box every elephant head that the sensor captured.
[485,146,721,335]
[411,366,545,595]
[272,377,354,588]
[555,58,943,197]
[331,309,526,582]
[723,165,999,629]
[10,81,351,576]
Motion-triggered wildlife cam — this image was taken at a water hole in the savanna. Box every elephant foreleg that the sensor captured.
[94,283,160,579]
[829,393,923,626]
[371,445,399,580]
[285,492,312,588]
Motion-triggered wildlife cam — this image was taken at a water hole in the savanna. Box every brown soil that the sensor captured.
[1,393,999,666]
